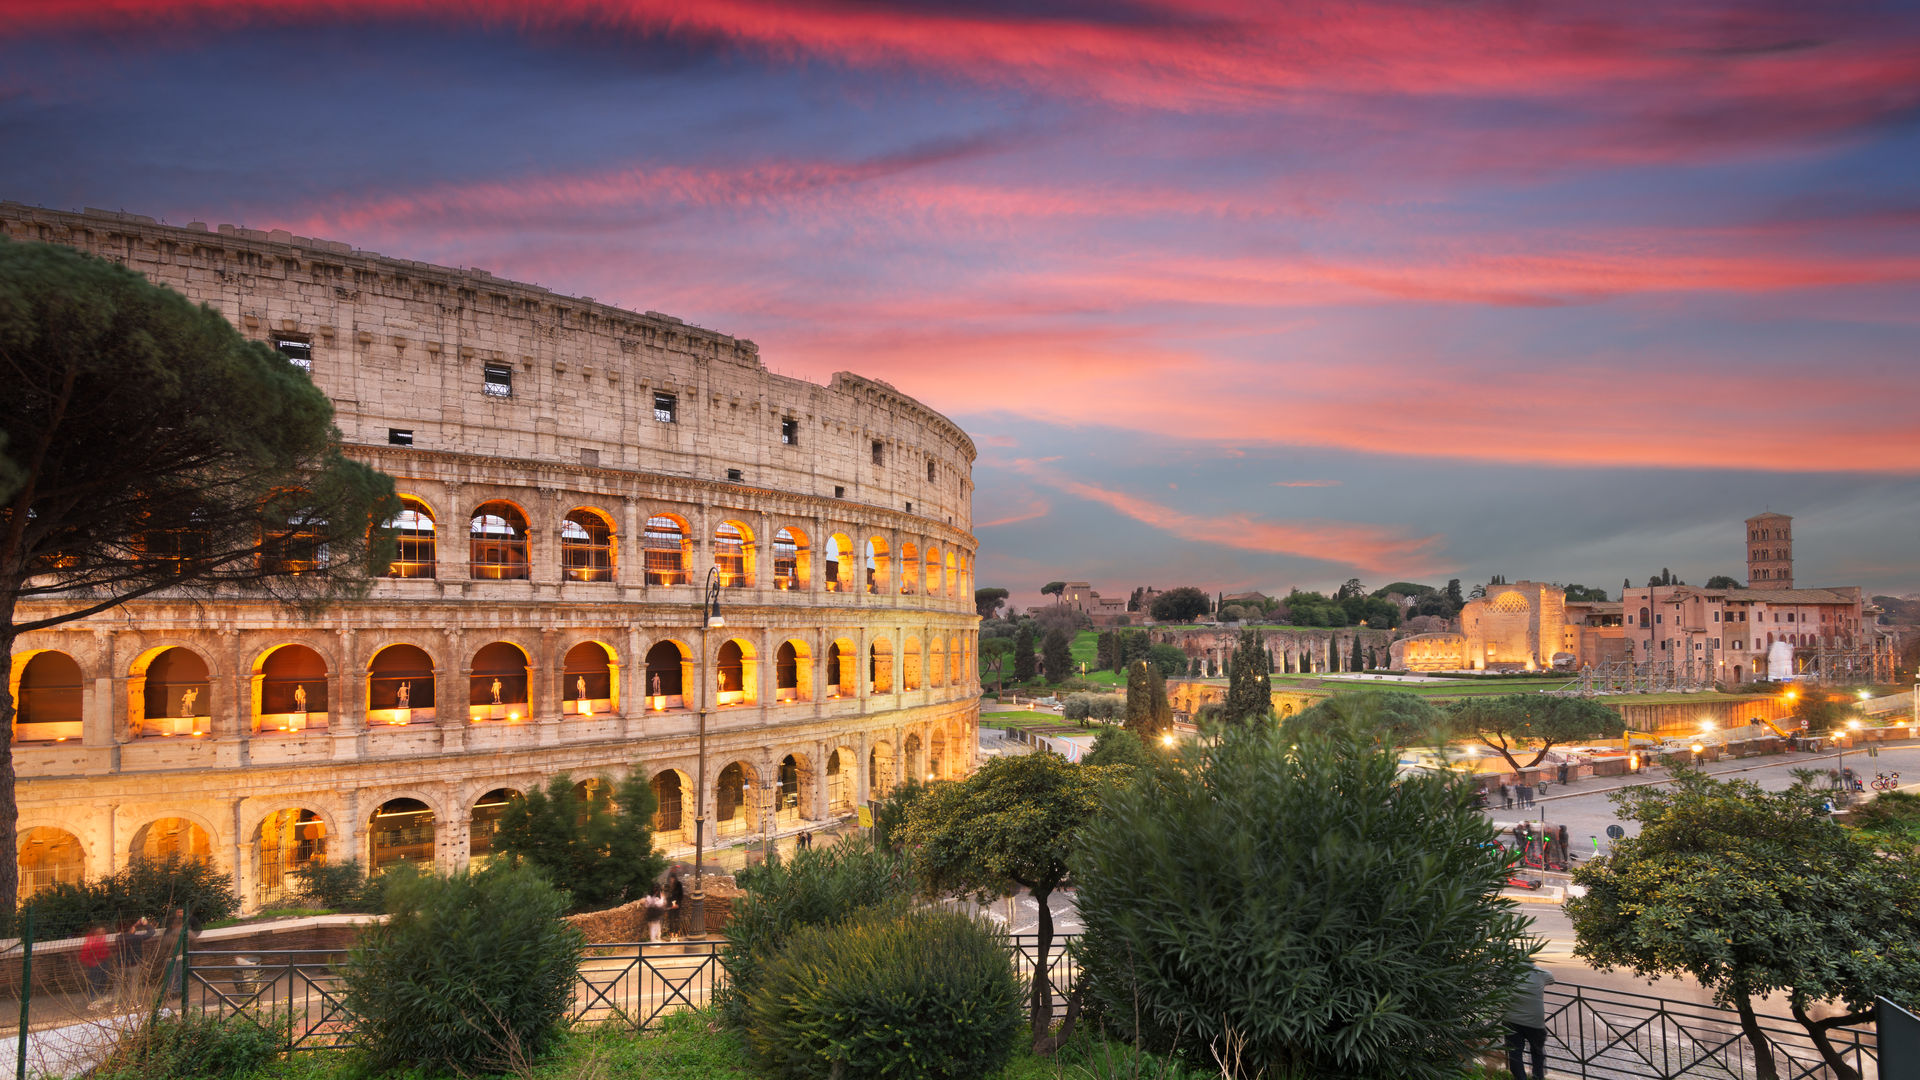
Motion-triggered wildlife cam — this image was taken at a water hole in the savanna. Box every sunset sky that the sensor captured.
[5,1,1917,609]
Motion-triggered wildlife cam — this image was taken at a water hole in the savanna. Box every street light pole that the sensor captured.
[691,566,724,936]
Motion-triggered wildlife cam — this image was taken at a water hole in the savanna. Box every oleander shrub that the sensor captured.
[717,836,909,1027]
[342,864,584,1075]
[1075,721,1535,1080]
[745,908,1022,1080]
[92,1010,282,1079]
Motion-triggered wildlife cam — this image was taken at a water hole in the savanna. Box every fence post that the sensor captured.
[16,910,32,1080]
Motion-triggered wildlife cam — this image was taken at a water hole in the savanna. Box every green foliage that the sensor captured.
[718,836,910,1028]
[1041,581,1068,596]
[92,1010,282,1080]
[1563,583,1611,602]
[1124,659,1173,736]
[1075,724,1535,1080]
[1789,685,1864,733]
[1569,769,1920,1072]
[491,769,666,911]
[288,859,419,915]
[1148,587,1210,623]
[1284,588,1402,629]
[1448,694,1625,771]
[1221,627,1272,727]
[1063,693,1123,722]
[871,778,928,853]
[1146,642,1187,678]
[744,908,1023,1080]
[1043,626,1075,683]
[975,586,1010,619]
[1013,623,1038,682]
[17,856,239,938]
[342,865,583,1075]
[1848,789,1920,848]
[1289,689,1444,748]
[1083,727,1157,769]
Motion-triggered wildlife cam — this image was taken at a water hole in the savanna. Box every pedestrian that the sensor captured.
[1556,762,1570,786]
[644,885,665,943]
[665,867,685,940]
[80,924,111,1008]
[1504,961,1555,1080]
[1521,783,1535,810]
[1500,783,1514,811]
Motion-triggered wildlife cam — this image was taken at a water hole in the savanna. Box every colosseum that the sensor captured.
[0,204,981,912]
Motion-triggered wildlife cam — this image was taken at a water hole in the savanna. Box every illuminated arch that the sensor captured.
[254,808,328,906]
[468,788,521,866]
[775,640,813,703]
[469,500,531,580]
[131,816,212,865]
[945,551,957,596]
[131,645,211,737]
[367,643,435,724]
[643,513,692,585]
[11,650,83,742]
[714,519,756,587]
[903,636,923,691]
[563,641,616,716]
[651,769,691,842]
[924,545,942,596]
[899,541,919,595]
[865,536,891,595]
[928,637,947,688]
[369,798,434,872]
[561,507,616,583]
[826,638,857,698]
[870,637,895,695]
[773,526,810,591]
[644,639,692,709]
[716,638,758,706]
[17,827,83,902]
[824,533,853,593]
[253,643,329,734]
[384,496,437,578]
[470,641,530,721]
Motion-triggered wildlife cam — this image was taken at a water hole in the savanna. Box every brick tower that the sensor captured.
[1746,512,1793,588]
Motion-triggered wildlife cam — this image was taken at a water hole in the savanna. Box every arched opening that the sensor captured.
[870,638,895,695]
[777,753,807,826]
[714,520,755,588]
[650,771,688,842]
[715,762,759,839]
[716,639,757,706]
[925,546,942,596]
[12,651,83,742]
[255,808,327,906]
[563,641,615,716]
[260,491,331,575]
[369,798,434,872]
[826,750,854,815]
[645,640,690,709]
[899,542,918,595]
[824,533,852,592]
[903,637,923,691]
[864,537,890,595]
[561,508,616,583]
[137,647,210,737]
[929,638,947,688]
[468,789,520,866]
[930,727,948,781]
[368,644,435,724]
[384,496,436,578]
[469,501,530,580]
[945,552,958,596]
[773,527,809,591]
[17,827,83,902]
[826,639,856,698]
[869,742,895,800]
[775,640,812,703]
[643,514,691,585]
[903,733,925,784]
[255,644,328,733]
[948,638,962,689]
[572,778,613,826]
[131,817,211,864]
[470,642,530,722]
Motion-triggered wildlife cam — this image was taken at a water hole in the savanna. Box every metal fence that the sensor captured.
[1545,983,1877,1080]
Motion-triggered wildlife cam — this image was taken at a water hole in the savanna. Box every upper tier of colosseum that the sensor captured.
[0,203,976,534]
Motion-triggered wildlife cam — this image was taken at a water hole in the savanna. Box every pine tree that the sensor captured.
[1222,628,1273,726]
[1013,623,1037,683]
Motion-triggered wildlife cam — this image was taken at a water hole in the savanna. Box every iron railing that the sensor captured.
[1544,982,1876,1080]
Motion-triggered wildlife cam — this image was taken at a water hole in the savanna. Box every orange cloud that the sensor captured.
[1010,460,1443,576]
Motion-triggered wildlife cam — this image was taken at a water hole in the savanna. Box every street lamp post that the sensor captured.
[690,566,725,936]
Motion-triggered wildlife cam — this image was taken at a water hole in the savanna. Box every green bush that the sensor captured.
[17,857,239,938]
[1063,693,1122,722]
[342,864,584,1075]
[745,908,1022,1080]
[718,836,909,1028]
[289,858,422,914]
[92,1010,281,1079]
[1075,722,1535,1080]
[491,770,667,911]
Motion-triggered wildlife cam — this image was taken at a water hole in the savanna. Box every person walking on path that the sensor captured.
[643,885,666,943]
[665,868,685,940]
[80,925,112,1008]
[1500,783,1514,810]
[1504,962,1556,1080]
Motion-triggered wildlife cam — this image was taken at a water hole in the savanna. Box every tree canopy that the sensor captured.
[1041,625,1073,683]
[974,586,1009,619]
[1569,770,1920,1080]
[1221,627,1272,727]
[1011,622,1037,683]
[1148,586,1210,623]
[1448,695,1624,771]
[0,239,399,915]
[1124,658,1173,736]
[490,771,665,911]
[1289,689,1444,748]
[1704,574,1744,590]
[1039,580,1067,597]
[1563,583,1609,602]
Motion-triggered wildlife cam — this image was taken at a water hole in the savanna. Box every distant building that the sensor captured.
[1622,583,1883,684]
[1392,581,1619,672]
[1747,512,1793,587]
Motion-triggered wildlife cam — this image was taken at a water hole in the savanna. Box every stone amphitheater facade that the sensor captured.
[1,204,980,911]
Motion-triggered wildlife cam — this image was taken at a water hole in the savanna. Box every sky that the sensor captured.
[5,0,1919,611]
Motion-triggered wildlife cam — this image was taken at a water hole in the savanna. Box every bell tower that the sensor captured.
[1745,512,1792,588]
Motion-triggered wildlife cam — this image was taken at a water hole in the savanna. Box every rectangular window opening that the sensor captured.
[483,363,513,398]
[833,485,845,499]
[871,440,884,466]
[654,392,677,423]
[387,428,413,447]
[781,418,799,445]
[927,460,936,482]
[275,334,313,372]
[726,468,743,482]
[579,448,600,466]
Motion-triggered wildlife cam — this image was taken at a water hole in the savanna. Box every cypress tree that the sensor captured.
[1013,623,1037,683]
[1125,660,1173,736]
[1350,634,1364,672]
[1223,628,1273,727]
[1328,637,1340,673]
[1042,627,1073,685]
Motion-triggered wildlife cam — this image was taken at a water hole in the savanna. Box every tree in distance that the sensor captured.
[1221,627,1272,727]
[1148,586,1210,623]
[1449,695,1625,772]
[1041,626,1073,684]
[1083,726,1156,768]
[1124,659,1173,737]
[0,240,399,916]
[1039,580,1067,597]
[490,771,666,911]
[900,752,1125,1053]
[1704,574,1744,590]
[974,586,1009,619]
[1289,689,1445,749]
[1012,622,1037,683]
[1145,642,1188,678]
[979,638,1013,692]
[1563,583,1610,602]
[1569,769,1920,1080]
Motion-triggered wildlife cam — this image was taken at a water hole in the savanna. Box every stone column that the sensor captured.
[811,739,830,821]
[854,729,871,804]
[531,486,562,586]
[86,629,116,749]
[439,481,468,583]
[621,495,642,594]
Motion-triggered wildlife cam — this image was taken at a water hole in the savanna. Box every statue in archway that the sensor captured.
[651,672,663,697]
[395,681,411,709]
[490,677,503,705]
[178,687,198,716]
[292,684,307,713]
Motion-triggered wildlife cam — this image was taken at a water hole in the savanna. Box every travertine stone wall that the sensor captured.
[2,204,980,911]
